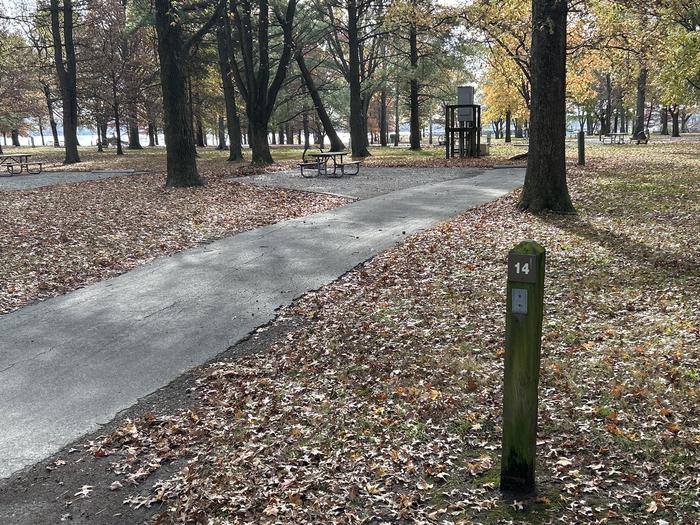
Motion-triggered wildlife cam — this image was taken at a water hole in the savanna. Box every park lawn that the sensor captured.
[5,142,524,175]
[85,139,700,524]
[0,173,349,314]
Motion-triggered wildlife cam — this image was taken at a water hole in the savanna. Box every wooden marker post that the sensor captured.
[501,241,545,493]
[577,131,585,166]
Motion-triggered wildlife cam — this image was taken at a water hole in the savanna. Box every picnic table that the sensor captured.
[0,153,42,176]
[602,133,627,145]
[300,150,360,177]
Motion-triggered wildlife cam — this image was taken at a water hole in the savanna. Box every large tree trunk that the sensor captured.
[216,19,244,161]
[128,117,143,149]
[347,0,370,157]
[50,0,80,164]
[660,106,668,135]
[154,0,202,187]
[519,0,574,213]
[670,105,680,137]
[633,67,647,137]
[248,119,273,164]
[409,15,420,150]
[296,52,345,151]
[11,130,20,147]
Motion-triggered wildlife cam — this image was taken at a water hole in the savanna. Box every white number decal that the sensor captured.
[514,262,530,275]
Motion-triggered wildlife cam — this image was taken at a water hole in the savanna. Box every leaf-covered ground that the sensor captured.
[83,140,700,524]
[0,173,348,314]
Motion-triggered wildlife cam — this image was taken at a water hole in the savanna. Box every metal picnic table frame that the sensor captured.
[0,153,42,175]
[307,151,359,177]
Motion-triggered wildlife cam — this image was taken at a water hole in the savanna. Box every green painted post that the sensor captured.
[500,240,546,493]
[577,131,585,166]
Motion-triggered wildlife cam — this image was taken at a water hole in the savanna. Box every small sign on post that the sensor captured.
[501,240,546,494]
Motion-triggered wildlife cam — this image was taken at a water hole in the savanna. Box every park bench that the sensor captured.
[337,160,361,175]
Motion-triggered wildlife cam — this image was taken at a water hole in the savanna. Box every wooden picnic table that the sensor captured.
[308,151,360,177]
[0,153,42,175]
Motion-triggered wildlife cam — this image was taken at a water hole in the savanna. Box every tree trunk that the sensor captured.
[409,14,420,150]
[38,117,46,146]
[50,0,80,164]
[603,73,612,135]
[148,122,156,146]
[217,115,226,149]
[347,0,370,157]
[633,67,647,137]
[100,122,108,146]
[96,119,102,152]
[216,18,244,161]
[394,81,400,146]
[249,120,274,164]
[519,0,574,213]
[154,0,202,186]
[128,116,143,149]
[660,106,668,135]
[681,110,691,133]
[303,112,310,147]
[505,109,512,142]
[296,52,345,151]
[670,105,680,137]
[278,125,285,145]
[112,81,124,156]
[11,130,20,147]
[42,84,61,147]
[380,88,388,146]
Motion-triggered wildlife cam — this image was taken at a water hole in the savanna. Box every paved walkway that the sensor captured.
[0,168,524,478]
[0,170,136,191]
[244,166,484,199]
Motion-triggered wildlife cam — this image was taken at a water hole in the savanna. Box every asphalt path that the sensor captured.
[0,168,524,478]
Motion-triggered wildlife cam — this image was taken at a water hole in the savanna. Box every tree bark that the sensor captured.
[505,109,512,142]
[128,117,143,149]
[409,13,420,150]
[633,67,647,137]
[154,0,203,186]
[217,115,226,149]
[296,51,345,151]
[148,122,156,146]
[303,111,310,147]
[660,106,668,135]
[380,88,388,146]
[50,0,80,163]
[216,17,243,161]
[670,104,680,137]
[112,79,124,156]
[602,73,612,135]
[347,0,370,157]
[394,81,400,146]
[196,116,206,147]
[519,0,574,213]
[228,0,297,165]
